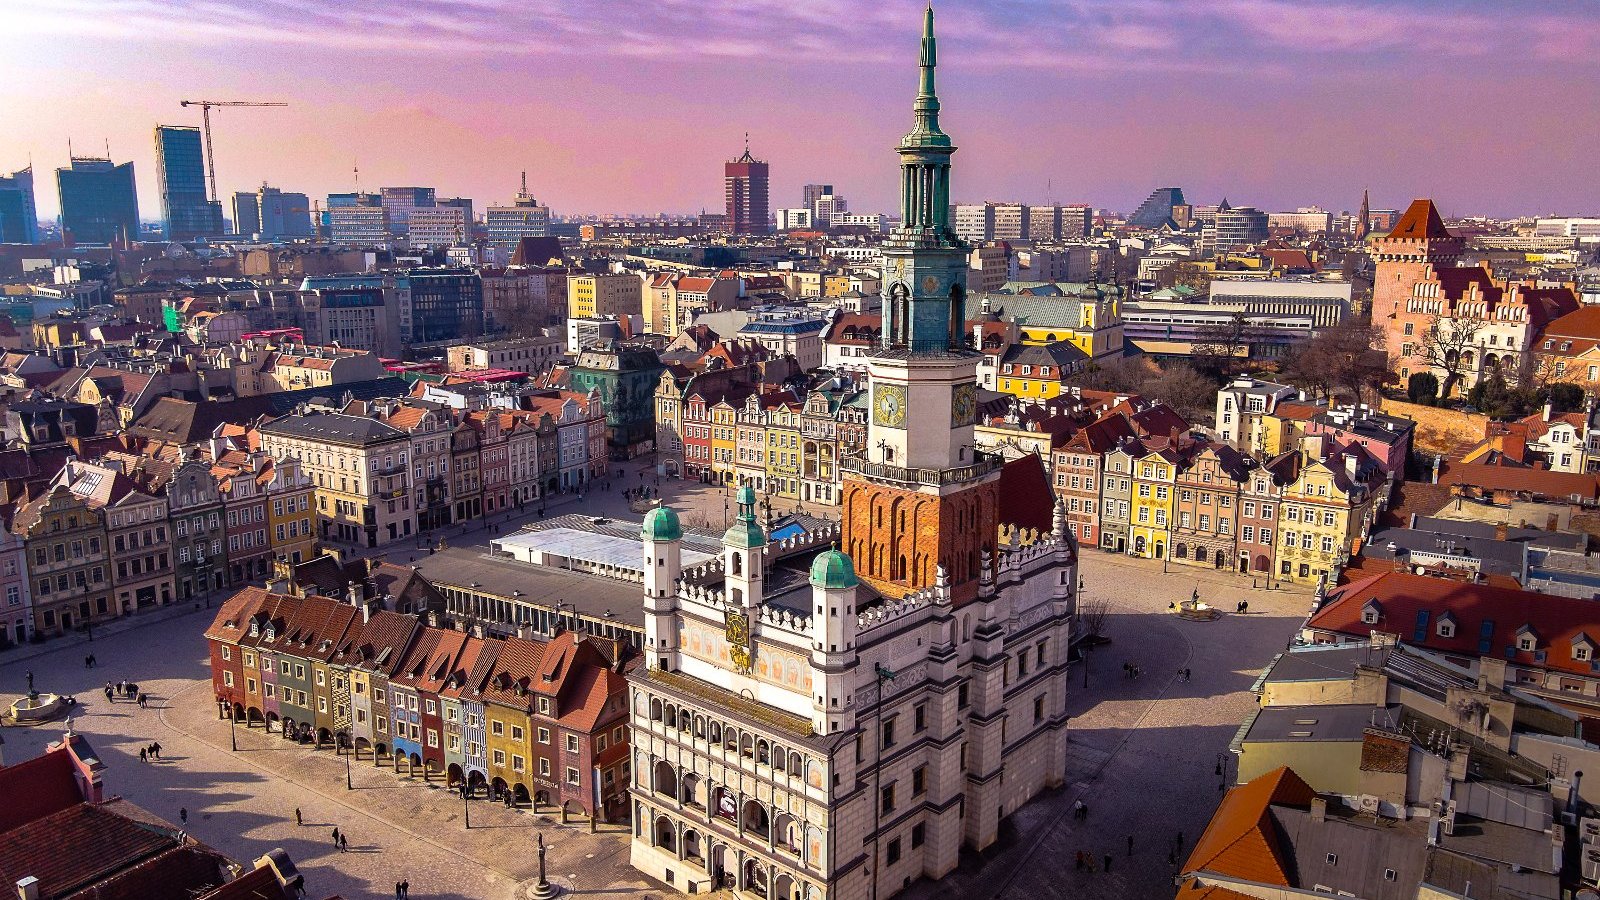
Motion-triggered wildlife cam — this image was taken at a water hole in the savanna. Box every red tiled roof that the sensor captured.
[0,804,175,898]
[0,748,84,832]
[1310,569,1600,677]
[1439,461,1600,501]
[997,454,1055,533]
[1540,304,1600,343]
[1387,199,1453,241]
[1182,766,1315,883]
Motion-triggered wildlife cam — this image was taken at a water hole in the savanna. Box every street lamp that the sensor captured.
[1082,642,1090,689]
[344,731,354,791]
[229,706,238,752]
[463,778,472,830]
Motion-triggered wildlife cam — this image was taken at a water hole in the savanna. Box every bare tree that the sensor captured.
[1280,317,1388,404]
[1414,314,1483,399]
[1076,597,1111,639]
[1191,311,1250,375]
[1159,261,1215,294]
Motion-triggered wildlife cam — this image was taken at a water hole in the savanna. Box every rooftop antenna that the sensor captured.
[353,159,359,193]
[520,170,528,196]
[104,138,110,158]
[67,137,73,159]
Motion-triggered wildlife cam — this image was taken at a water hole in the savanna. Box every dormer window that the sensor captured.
[1437,615,1456,639]
[1573,633,1594,662]
[1361,600,1382,625]
[248,620,260,637]
[1516,625,1538,652]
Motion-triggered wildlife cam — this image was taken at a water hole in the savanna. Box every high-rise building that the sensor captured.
[379,186,435,235]
[0,166,38,244]
[397,268,483,344]
[487,176,551,255]
[258,186,313,239]
[813,193,847,224]
[1061,204,1092,238]
[1028,205,1061,242]
[724,142,771,235]
[408,199,473,248]
[154,125,223,240]
[1128,186,1185,229]
[953,202,995,243]
[328,205,389,246]
[232,191,260,237]
[803,183,832,218]
[629,11,1078,895]
[1201,201,1269,253]
[992,202,1028,241]
[56,157,140,246]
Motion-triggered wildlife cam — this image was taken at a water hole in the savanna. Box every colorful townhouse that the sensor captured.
[1169,444,1249,571]
[1274,436,1388,586]
[1128,443,1182,559]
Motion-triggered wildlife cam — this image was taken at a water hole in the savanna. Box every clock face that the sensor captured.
[951,383,978,427]
[922,274,940,294]
[873,384,908,429]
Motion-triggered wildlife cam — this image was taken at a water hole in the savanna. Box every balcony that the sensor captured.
[840,452,1002,488]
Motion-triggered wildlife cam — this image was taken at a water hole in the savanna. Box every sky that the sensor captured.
[3,0,1599,223]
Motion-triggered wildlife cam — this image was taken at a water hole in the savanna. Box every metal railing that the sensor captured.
[840,452,1001,487]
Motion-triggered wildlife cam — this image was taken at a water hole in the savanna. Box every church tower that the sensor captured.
[843,4,1001,605]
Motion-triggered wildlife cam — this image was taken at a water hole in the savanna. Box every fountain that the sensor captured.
[1173,598,1221,622]
[9,692,65,723]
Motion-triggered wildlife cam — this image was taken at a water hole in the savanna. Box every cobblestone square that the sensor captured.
[1,470,1308,900]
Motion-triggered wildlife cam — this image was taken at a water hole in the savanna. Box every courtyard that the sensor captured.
[0,467,1310,900]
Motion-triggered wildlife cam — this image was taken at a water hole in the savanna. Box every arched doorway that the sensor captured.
[1214,550,1226,568]
[447,763,465,786]
[775,873,799,900]
[684,828,703,864]
[743,858,768,897]
[654,760,678,799]
[513,783,531,806]
[742,800,769,839]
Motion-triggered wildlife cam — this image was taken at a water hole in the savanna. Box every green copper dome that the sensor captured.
[810,548,858,590]
[723,483,767,550]
[641,505,682,542]
[736,484,757,508]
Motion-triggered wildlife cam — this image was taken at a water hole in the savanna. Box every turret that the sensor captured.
[722,485,766,610]
[642,504,683,670]
[808,546,859,734]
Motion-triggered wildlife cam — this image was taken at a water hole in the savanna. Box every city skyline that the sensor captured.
[4,0,1600,223]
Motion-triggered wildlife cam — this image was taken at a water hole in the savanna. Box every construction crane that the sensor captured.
[178,99,288,203]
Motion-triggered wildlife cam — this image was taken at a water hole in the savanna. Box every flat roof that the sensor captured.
[1263,644,1383,683]
[494,526,717,573]
[1243,704,1395,743]
[410,547,646,628]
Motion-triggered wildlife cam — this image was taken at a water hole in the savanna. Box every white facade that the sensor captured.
[629,501,1077,900]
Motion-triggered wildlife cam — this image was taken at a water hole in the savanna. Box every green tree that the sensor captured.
[1407,372,1440,405]
[1547,382,1586,414]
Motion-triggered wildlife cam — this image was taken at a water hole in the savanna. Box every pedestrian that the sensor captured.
[1104,853,1112,873]
[118,680,127,696]
[1127,834,1134,856]
[395,884,403,900]
[104,686,113,702]
[152,742,162,760]
[400,879,409,898]
[89,654,96,668]
[180,807,188,826]
[1084,853,1096,873]
[139,747,148,763]
[85,655,91,669]
[1168,848,1176,865]
[295,808,302,826]
[1074,850,1083,870]
[1176,829,1184,849]
[331,827,340,847]
[1072,798,1086,820]
[1184,667,1191,681]
[138,693,147,709]
[339,834,348,853]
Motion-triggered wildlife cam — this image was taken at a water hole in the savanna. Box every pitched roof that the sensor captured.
[997,454,1055,533]
[0,803,178,898]
[1387,199,1453,241]
[1183,766,1316,883]
[0,747,84,832]
[1313,569,1600,678]
[1440,460,1600,501]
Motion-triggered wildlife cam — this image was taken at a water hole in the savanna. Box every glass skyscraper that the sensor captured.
[0,166,38,244]
[155,125,223,240]
[56,157,140,246]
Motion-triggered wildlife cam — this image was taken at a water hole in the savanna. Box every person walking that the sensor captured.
[1103,853,1113,873]
[331,827,340,847]
[151,742,162,760]
[139,747,148,763]
[104,684,114,703]
[400,879,409,898]
[295,808,302,826]
[180,808,188,826]
[339,834,348,853]
[395,883,403,900]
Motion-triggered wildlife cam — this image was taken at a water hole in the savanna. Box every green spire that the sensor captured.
[912,3,944,141]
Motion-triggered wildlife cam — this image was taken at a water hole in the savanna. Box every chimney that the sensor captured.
[1543,401,1553,423]
[16,877,40,900]
[1310,796,1327,822]
[345,580,361,608]
[1344,454,1358,482]
[1494,522,1508,542]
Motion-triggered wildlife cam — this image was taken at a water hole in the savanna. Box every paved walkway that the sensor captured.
[899,549,1311,900]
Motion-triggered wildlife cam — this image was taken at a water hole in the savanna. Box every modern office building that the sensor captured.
[1127,186,1185,229]
[0,166,38,244]
[803,183,832,219]
[408,203,473,248]
[398,268,483,344]
[380,186,436,235]
[953,202,995,243]
[56,157,140,246]
[154,125,223,240]
[487,179,552,255]
[329,204,389,246]
[232,190,260,237]
[1201,201,1269,253]
[234,185,313,239]
[725,144,771,235]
